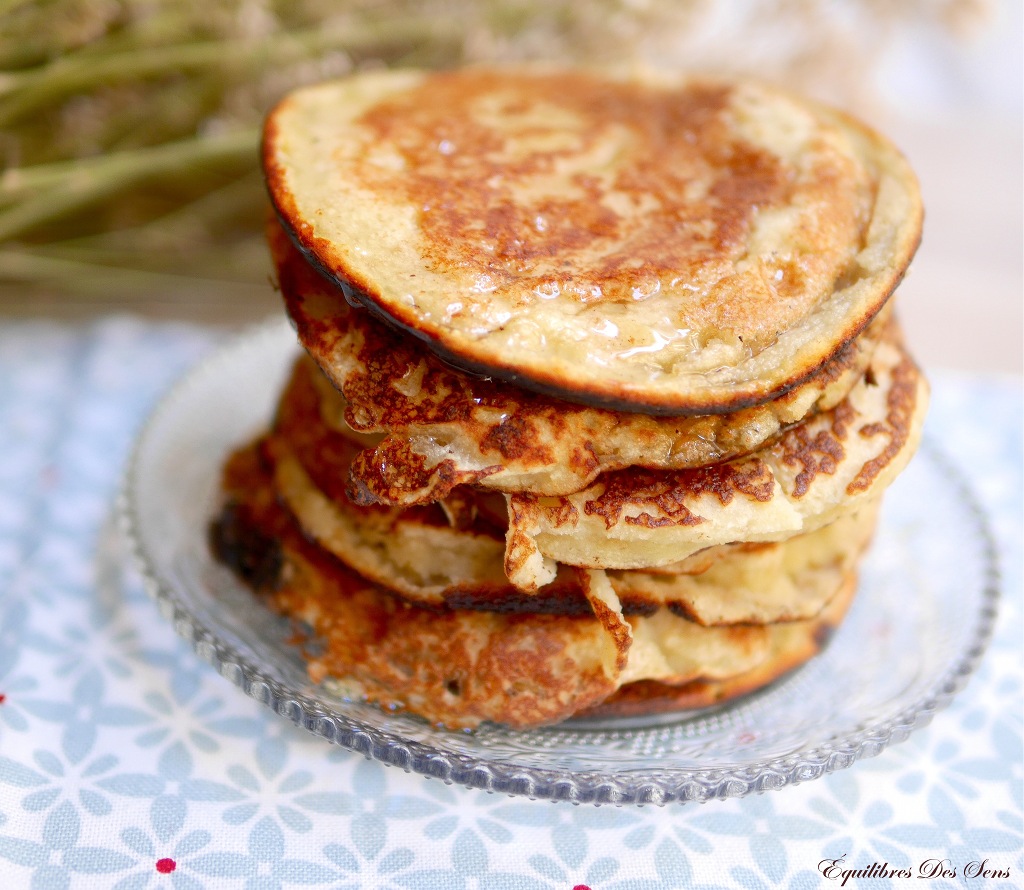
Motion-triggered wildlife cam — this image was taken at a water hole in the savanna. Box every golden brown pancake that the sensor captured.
[269,355,877,622]
[210,440,860,728]
[268,356,587,612]
[264,67,921,414]
[580,571,856,718]
[273,430,875,624]
[271,221,893,506]
[210,442,623,729]
[504,320,927,590]
[206,65,928,730]
[608,501,877,626]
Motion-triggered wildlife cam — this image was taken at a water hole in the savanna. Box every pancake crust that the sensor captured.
[505,320,927,589]
[264,67,922,414]
[270,355,876,621]
[210,442,622,729]
[267,357,555,611]
[272,222,891,504]
[210,440,861,728]
[608,501,877,626]
[580,571,856,718]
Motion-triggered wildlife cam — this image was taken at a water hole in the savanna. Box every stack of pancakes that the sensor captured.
[211,68,927,729]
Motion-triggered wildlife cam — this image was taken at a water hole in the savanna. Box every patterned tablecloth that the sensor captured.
[1,318,1020,890]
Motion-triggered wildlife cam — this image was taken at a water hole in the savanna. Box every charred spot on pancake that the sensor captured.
[685,459,777,505]
[583,459,775,530]
[347,439,502,507]
[620,598,660,617]
[847,353,919,495]
[667,601,700,624]
[774,401,854,498]
[480,413,549,462]
[209,502,283,593]
[209,438,291,593]
[812,620,837,650]
[443,581,591,615]
[584,469,704,530]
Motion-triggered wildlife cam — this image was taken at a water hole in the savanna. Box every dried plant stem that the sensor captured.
[0,129,258,240]
[0,0,35,17]
[1,129,257,195]
[33,171,265,258]
[0,19,458,126]
[20,240,257,270]
[102,170,265,240]
[0,246,266,299]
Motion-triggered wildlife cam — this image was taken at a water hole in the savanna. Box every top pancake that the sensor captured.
[263,67,922,414]
[272,221,889,505]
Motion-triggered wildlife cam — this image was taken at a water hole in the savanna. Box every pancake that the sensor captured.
[581,571,856,718]
[270,354,877,622]
[269,355,587,611]
[608,501,877,626]
[504,320,926,589]
[210,441,623,728]
[274,430,874,623]
[264,67,922,414]
[210,440,859,729]
[272,221,892,505]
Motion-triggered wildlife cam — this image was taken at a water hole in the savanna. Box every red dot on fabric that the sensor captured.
[155,858,176,874]
[0,694,6,704]
[573,885,592,890]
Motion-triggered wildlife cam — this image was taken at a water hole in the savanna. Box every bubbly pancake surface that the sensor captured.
[273,223,890,505]
[264,67,922,413]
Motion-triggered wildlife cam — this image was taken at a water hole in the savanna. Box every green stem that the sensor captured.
[0,0,37,18]
[0,128,258,240]
[18,229,264,270]
[0,18,456,125]
[24,176,266,259]
[0,246,265,298]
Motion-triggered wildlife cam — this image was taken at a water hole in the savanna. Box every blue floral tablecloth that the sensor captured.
[1,317,1021,890]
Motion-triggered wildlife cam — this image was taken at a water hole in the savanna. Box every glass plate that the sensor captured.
[119,319,1000,806]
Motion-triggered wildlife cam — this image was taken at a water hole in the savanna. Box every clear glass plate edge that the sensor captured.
[115,318,1002,807]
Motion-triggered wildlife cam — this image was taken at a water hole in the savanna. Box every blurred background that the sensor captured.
[0,0,1020,374]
